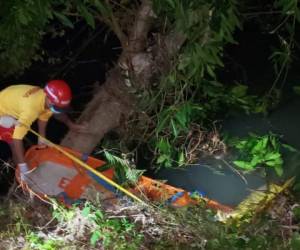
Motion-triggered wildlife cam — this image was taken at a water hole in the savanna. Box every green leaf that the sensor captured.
[53,12,74,29]
[156,109,171,134]
[206,65,216,78]
[103,150,129,168]
[274,165,283,176]
[178,151,185,166]
[175,111,187,128]
[18,9,30,25]
[282,143,298,152]
[251,137,268,153]
[156,154,168,164]
[175,103,190,128]
[166,0,176,9]
[82,205,91,217]
[125,168,145,183]
[263,150,283,166]
[264,157,283,167]
[264,152,281,161]
[233,140,247,149]
[291,233,300,250]
[94,209,104,220]
[269,135,278,149]
[90,230,101,246]
[250,155,261,166]
[171,119,179,138]
[157,138,171,154]
[231,84,248,97]
[157,154,172,167]
[94,0,111,16]
[78,5,95,28]
[233,160,254,170]
[164,159,173,168]
[96,164,112,172]
[292,207,300,220]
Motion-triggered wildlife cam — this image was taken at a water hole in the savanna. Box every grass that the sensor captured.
[0,187,299,250]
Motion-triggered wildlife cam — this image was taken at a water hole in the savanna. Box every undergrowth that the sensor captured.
[1,188,300,250]
[228,132,298,177]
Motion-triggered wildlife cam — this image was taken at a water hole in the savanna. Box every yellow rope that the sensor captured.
[28,128,146,205]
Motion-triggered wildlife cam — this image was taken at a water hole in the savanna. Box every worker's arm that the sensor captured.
[11,139,30,181]
[11,108,41,180]
[11,112,32,170]
[37,119,50,146]
[38,119,47,138]
[11,139,25,164]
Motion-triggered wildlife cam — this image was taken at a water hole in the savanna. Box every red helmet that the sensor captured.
[44,80,72,107]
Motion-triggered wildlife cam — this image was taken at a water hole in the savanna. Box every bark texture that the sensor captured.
[61,0,186,153]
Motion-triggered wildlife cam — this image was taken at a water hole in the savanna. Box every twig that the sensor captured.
[221,159,248,185]
[280,225,299,230]
[107,215,127,219]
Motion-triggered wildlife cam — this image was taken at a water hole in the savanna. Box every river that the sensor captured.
[155,95,300,207]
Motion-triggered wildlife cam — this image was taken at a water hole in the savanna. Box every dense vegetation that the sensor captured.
[1,0,300,249]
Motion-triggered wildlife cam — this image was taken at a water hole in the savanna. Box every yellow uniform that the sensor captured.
[0,85,53,139]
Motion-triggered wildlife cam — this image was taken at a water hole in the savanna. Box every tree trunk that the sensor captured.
[60,68,133,153]
[61,0,186,154]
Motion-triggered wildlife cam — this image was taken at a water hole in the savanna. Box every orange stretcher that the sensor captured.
[15,145,233,213]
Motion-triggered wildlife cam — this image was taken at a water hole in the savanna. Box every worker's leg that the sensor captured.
[0,116,16,163]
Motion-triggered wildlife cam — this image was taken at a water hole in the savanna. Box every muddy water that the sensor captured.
[156,156,267,207]
[155,97,300,207]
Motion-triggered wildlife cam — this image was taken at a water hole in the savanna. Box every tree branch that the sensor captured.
[126,0,155,53]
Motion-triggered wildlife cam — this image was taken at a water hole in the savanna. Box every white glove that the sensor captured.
[18,163,29,182]
[38,137,51,147]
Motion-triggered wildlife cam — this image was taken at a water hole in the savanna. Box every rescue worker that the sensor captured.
[0,80,85,182]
